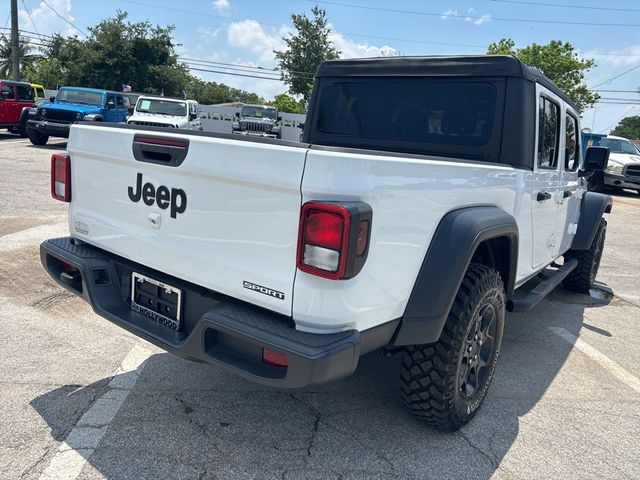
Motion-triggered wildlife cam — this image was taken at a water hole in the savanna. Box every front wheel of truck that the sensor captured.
[27,128,49,146]
[400,264,505,431]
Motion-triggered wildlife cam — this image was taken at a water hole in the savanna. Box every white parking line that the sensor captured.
[549,327,640,395]
[39,345,153,480]
[0,223,68,252]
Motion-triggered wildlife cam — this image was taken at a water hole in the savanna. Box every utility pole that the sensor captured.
[10,0,20,80]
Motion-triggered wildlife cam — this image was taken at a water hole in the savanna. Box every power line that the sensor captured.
[598,97,640,102]
[594,89,640,93]
[178,57,315,78]
[599,105,638,134]
[591,63,640,88]
[0,26,53,39]
[40,0,87,37]
[187,66,287,82]
[489,0,640,13]
[183,62,283,78]
[313,0,640,28]
[180,58,281,75]
[118,0,485,49]
[21,0,39,35]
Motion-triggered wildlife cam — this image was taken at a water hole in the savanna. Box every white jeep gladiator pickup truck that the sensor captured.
[41,56,612,431]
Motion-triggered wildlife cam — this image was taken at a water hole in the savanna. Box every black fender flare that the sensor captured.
[18,106,32,129]
[392,206,518,346]
[570,192,612,251]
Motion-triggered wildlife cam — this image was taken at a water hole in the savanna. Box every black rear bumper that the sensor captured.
[41,237,395,387]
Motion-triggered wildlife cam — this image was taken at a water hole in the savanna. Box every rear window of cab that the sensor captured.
[311,77,502,161]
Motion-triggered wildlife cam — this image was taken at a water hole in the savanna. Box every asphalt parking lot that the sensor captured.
[1,134,639,480]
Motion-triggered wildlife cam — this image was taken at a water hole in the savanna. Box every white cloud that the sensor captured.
[583,45,640,67]
[18,0,78,37]
[329,31,398,58]
[227,19,287,62]
[212,0,230,13]
[442,7,491,26]
[223,21,399,97]
[440,9,457,20]
[197,26,223,42]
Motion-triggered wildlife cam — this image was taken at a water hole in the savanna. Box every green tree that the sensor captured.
[611,116,640,140]
[268,93,305,113]
[23,58,64,88]
[0,35,40,79]
[487,38,599,112]
[37,11,190,96]
[274,6,340,105]
[186,77,265,105]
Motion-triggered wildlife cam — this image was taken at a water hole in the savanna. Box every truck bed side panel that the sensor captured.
[295,148,534,333]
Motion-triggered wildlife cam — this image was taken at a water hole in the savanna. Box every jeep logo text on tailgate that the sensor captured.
[128,172,187,218]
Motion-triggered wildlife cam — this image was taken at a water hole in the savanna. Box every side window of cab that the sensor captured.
[1,83,15,99]
[16,84,33,101]
[564,113,579,172]
[537,96,560,169]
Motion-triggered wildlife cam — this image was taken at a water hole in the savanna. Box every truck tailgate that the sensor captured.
[67,124,307,315]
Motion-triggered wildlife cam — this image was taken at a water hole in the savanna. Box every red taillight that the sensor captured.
[51,153,71,202]
[298,202,350,279]
[262,348,288,367]
[297,201,372,280]
[305,210,344,250]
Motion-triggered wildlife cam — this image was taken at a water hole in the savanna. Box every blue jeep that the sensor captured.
[26,87,129,145]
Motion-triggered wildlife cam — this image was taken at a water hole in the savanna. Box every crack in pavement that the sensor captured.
[457,430,498,470]
[289,393,415,479]
[20,444,58,479]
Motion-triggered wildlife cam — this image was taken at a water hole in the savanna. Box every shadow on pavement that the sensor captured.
[26,142,68,150]
[30,288,612,479]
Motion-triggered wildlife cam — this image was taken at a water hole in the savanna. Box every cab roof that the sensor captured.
[0,79,32,87]
[316,55,576,110]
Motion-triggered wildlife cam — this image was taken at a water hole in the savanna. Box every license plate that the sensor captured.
[131,272,182,331]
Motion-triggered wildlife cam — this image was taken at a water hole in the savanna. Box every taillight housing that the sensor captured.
[51,153,71,202]
[297,201,372,280]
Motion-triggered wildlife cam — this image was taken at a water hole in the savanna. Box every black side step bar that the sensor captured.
[506,258,578,313]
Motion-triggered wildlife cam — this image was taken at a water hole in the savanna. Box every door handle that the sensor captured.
[563,190,573,199]
[536,191,552,202]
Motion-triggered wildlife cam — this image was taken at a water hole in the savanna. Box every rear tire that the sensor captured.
[564,218,606,293]
[27,128,49,146]
[400,264,505,431]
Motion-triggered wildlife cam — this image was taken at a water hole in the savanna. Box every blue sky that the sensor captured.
[1,0,639,134]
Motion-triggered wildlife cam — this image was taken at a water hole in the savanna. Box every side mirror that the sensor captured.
[299,122,305,132]
[277,115,282,122]
[580,146,610,176]
[49,96,56,103]
[0,91,8,100]
[128,106,134,114]
[189,112,197,121]
[234,112,240,119]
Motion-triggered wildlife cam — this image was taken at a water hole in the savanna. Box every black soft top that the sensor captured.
[316,55,576,110]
